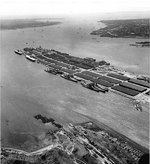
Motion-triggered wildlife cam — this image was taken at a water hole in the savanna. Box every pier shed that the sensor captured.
[91,79,113,87]
[99,76,121,84]
[128,78,150,88]
[82,71,102,78]
[61,68,77,74]
[120,82,147,92]
[107,73,130,81]
[74,73,93,81]
[111,85,140,96]
[48,64,62,70]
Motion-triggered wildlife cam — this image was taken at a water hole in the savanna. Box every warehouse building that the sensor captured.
[128,78,150,88]
[99,76,121,84]
[107,73,130,81]
[111,85,140,96]
[61,68,77,74]
[91,79,113,87]
[44,58,58,64]
[82,71,102,78]
[74,73,93,81]
[56,62,70,68]
[120,82,147,92]
[48,64,62,70]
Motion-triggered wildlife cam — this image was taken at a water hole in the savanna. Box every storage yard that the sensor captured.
[16,47,150,102]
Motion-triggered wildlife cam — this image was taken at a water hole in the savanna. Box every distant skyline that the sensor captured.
[0,0,150,18]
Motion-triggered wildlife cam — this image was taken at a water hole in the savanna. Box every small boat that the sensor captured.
[133,100,142,112]
[81,81,99,92]
[25,55,36,62]
[61,74,78,82]
[14,50,23,55]
[45,68,57,75]
[94,84,108,93]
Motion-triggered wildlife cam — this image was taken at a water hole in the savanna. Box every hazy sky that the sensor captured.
[0,0,150,18]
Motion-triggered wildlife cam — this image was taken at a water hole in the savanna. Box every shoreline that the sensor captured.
[1,20,62,30]
[91,19,149,39]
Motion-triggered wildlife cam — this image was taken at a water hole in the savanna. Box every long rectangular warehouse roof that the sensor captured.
[99,76,121,84]
[44,58,58,64]
[120,82,147,92]
[56,62,70,68]
[91,79,113,87]
[107,73,130,81]
[36,55,47,60]
[82,71,102,78]
[48,64,62,70]
[61,68,77,74]
[111,85,140,96]
[74,73,93,80]
[128,78,150,88]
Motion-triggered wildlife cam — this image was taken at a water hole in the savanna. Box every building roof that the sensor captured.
[91,78,113,87]
[111,85,140,96]
[107,73,130,81]
[99,76,121,84]
[128,78,150,88]
[48,64,62,70]
[61,68,77,74]
[74,73,93,80]
[82,71,102,78]
[120,82,147,92]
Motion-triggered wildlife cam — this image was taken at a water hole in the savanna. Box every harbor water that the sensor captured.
[1,17,149,151]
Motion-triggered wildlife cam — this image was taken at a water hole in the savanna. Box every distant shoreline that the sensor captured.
[1,19,62,30]
[91,19,150,39]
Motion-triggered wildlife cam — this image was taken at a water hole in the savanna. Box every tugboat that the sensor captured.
[14,50,23,55]
[25,55,36,62]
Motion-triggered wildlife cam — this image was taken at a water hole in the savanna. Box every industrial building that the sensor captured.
[47,64,62,70]
[120,82,147,92]
[107,73,130,81]
[128,78,150,88]
[91,79,113,87]
[111,85,140,96]
[74,73,94,81]
[99,76,121,84]
[82,71,102,78]
[61,68,77,74]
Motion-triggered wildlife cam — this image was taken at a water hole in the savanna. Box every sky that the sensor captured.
[0,0,150,18]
